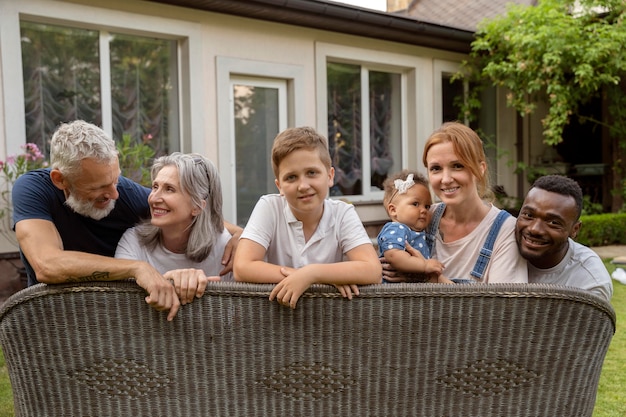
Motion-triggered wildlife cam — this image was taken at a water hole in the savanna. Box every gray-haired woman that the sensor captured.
[115,152,232,305]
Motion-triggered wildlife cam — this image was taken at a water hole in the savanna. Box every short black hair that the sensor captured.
[531,175,583,219]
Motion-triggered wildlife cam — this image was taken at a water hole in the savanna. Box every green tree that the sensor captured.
[458,0,626,210]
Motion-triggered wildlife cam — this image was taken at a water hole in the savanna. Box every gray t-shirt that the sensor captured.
[528,238,613,302]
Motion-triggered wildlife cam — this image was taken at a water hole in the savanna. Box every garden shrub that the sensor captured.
[577,213,626,246]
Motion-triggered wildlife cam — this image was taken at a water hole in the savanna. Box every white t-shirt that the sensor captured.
[431,203,528,283]
[528,238,613,302]
[240,194,373,268]
[115,227,233,281]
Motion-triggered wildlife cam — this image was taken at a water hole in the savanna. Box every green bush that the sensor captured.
[577,213,626,246]
[117,133,155,187]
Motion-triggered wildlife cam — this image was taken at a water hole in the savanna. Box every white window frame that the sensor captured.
[0,0,204,157]
[315,42,432,203]
[229,76,287,224]
[216,56,304,224]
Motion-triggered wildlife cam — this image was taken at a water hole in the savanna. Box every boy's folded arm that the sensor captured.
[232,238,285,283]
[301,244,382,286]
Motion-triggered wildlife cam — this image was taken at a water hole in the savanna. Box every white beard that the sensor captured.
[65,193,116,220]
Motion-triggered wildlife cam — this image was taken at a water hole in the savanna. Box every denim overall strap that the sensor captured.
[470,210,512,280]
[426,203,446,253]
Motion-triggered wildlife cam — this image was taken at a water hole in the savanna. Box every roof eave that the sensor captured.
[147,0,475,53]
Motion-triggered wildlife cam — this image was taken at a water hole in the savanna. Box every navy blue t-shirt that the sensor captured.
[12,168,150,285]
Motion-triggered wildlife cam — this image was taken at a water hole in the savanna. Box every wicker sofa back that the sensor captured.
[0,281,616,417]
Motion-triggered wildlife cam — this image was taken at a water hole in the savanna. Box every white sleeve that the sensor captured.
[240,195,277,250]
[338,203,374,253]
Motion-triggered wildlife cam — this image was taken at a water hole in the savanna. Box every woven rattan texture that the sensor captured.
[0,281,615,417]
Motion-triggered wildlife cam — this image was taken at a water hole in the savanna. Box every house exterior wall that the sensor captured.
[0,0,518,254]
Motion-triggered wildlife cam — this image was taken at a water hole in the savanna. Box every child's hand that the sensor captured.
[404,242,445,275]
[437,274,454,284]
[279,266,297,277]
[424,259,445,275]
[425,272,454,284]
[334,284,359,299]
[269,270,313,309]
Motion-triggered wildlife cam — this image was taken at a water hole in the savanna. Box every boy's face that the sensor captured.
[388,184,432,232]
[274,148,334,221]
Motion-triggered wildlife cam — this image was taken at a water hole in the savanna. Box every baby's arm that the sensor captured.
[384,244,444,275]
[402,244,452,284]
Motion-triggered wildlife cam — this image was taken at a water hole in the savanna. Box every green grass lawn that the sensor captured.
[593,260,625,417]
[0,350,13,417]
[0,269,622,416]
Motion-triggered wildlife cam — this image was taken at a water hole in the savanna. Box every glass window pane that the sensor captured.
[442,73,463,123]
[21,22,101,156]
[370,70,401,191]
[327,62,362,196]
[110,33,179,157]
[234,85,279,226]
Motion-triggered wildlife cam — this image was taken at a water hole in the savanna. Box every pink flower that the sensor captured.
[1,142,49,180]
[22,143,44,161]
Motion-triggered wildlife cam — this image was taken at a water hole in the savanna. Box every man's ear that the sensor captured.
[49,169,68,191]
[570,220,582,239]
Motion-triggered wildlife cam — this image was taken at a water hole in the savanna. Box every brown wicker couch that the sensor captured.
[0,281,616,416]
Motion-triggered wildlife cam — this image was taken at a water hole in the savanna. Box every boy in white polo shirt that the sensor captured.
[233,126,382,308]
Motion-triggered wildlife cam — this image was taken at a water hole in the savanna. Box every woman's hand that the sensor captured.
[380,255,408,282]
[221,222,243,275]
[164,268,220,305]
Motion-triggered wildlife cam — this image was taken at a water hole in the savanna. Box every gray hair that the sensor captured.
[49,120,118,178]
[137,152,224,262]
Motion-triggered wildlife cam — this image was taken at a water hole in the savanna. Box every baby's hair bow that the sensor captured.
[393,173,415,195]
